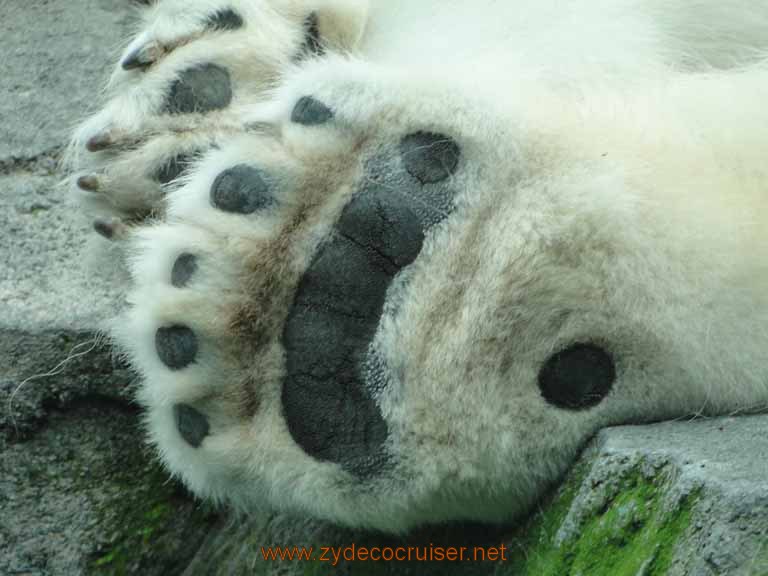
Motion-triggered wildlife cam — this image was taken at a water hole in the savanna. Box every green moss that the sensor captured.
[500,463,699,576]
[28,204,50,215]
[285,465,591,576]
[750,542,768,576]
[16,403,215,575]
[94,551,117,567]
[79,433,218,576]
[88,462,213,575]
[170,458,698,576]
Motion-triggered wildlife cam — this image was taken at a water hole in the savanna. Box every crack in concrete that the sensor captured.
[4,393,139,446]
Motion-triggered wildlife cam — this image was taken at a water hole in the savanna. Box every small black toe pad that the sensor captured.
[291,96,334,126]
[156,325,198,370]
[174,403,210,448]
[400,131,461,184]
[538,343,616,410]
[171,253,198,288]
[210,164,274,214]
[156,153,195,185]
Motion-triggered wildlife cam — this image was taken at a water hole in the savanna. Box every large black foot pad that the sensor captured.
[282,129,462,475]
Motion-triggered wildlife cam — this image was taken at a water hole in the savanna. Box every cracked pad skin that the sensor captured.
[282,135,460,475]
[68,0,768,533]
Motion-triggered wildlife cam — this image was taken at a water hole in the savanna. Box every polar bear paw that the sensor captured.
[69,0,528,532]
[83,51,511,529]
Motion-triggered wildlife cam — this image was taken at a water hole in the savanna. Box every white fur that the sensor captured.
[71,0,768,532]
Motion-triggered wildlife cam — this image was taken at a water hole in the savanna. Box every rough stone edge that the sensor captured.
[172,417,768,576]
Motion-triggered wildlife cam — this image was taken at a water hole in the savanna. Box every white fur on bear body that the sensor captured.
[73,0,768,532]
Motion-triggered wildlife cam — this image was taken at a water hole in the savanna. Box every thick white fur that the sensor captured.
[73,0,768,532]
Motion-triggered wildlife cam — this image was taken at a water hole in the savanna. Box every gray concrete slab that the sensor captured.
[0,3,211,574]
[0,0,133,437]
[0,0,135,161]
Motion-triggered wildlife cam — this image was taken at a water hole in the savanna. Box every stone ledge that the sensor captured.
[511,416,768,576]
[177,416,768,576]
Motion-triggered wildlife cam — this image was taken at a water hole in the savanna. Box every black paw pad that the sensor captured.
[171,253,198,288]
[210,164,274,214]
[291,96,334,126]
[173,404,210,448]
[400,131,461,184]
[205,8,244,31]
[538,343,616,410]
[156,325,198,370]
[165,64,232,115]
[282,141,462,476]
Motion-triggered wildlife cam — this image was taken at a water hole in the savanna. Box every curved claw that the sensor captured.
[93,217,128,241]
[122,41,163,71]
[86,130,116,152]
[77,174,101,192]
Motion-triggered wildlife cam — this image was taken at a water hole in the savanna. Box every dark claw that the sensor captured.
[121,42,158,70]
[93,218,127,240]
[86,131,115,152]
[77,174,100,192]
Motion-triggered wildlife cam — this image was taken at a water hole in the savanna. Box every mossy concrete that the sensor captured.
[86,447,217,575]
[178,417,768,576]
[499,463,698,576]
[1,401,217,575]
[6,411,765,575]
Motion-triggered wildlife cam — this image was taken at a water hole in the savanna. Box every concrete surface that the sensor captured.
[160,416,768,576]
[1,1,766,575]
[1,0,131,334]
[558,416,768,576]
[1,403,216,576]
[0,2,212,575]
[0,0,135,160]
